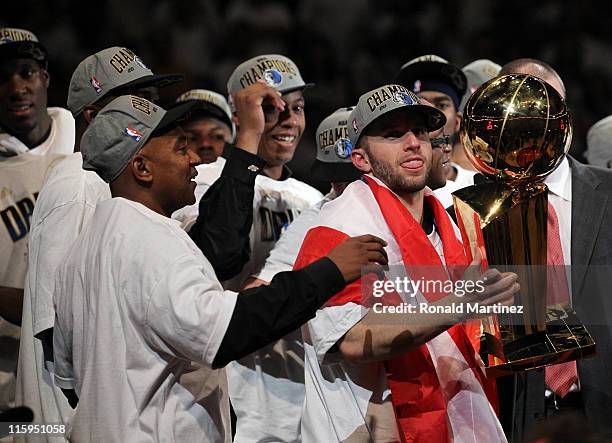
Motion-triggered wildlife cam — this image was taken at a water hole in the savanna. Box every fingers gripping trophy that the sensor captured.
[453,74,595,376]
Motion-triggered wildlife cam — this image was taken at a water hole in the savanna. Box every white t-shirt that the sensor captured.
[225,174,322,443]
[433,162,477,209]
[53,198,238,442]
[15,152,110,440]
[0,108,73,413]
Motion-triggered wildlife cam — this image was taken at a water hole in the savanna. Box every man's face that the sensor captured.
[259,90,305,166]
[428,130,451,190]
[417,90,459,142]
[184,115,232,164]
[0,58,49,136]
[357,111,432,195]
[142,126,200,214]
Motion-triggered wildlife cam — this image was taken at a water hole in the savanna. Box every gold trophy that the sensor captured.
[454,74,596,377]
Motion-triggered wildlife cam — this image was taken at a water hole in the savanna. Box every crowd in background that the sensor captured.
[3,0,612,189]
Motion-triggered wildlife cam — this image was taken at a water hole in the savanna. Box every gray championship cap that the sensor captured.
[68,46,183,116]
[175,89,235,139]
[81,95,195,182]
[459,59,501,111]
[586,115,612,168]
[310,107,361,182]
[348,84,446,146]
[395,54,467,110]
[227,54,314,95]
[0,28,47,68]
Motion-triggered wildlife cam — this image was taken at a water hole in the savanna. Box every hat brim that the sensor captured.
[114,73,184,94]
[181,101,233,131]
[279,82,315,95]
[0,41,47,67]
[357,105,447,145]
[310,159,362,183]
[396,61,467,97]
[152,101,198,136]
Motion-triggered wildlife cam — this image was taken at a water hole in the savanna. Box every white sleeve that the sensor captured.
[29,200,97,336]
[307,303,368,365]
[254,202,323,282]
[143,254,238,366]
[53,269,75,390]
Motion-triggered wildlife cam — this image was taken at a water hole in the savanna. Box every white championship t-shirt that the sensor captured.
[53,198,238,442]
[0,108,73,413]
[225,174,322,443]
[15,152,110,441]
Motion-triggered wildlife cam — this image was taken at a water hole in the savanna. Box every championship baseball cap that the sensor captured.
[348,84,446,146]
[81,95,196,182]
[395,54,467,110]
[586,115,612,168]
[68,47,183,116]
[175,89,235,138]
[459,59,501,111]
[227,54,314,95]
[311,107,361,182]
[0,28,47,69]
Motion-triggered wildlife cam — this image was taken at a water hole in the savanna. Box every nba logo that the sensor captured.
[124,127,143,142]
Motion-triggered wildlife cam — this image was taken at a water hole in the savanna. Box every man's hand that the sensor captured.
[459,248,519,317]
[326,235,388,283]
[232,81,285,154]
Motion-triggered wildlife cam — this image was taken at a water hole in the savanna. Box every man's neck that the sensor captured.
[451,142,476,173]
[263,164,284,181]
[110,185,172,218]
[21,114,52,149]
[397,190,425,225]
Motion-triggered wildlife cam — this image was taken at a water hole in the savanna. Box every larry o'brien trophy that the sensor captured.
[453,74,596,377]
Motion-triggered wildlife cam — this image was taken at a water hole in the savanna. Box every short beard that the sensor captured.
[368,153,428,195]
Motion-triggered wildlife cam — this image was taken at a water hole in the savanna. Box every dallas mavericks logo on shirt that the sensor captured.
[124,127,143,142]
[393,92,414,106]
[334,138,352,159]
[264,69,282,87]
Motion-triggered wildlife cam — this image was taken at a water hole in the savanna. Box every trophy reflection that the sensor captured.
[454,74,596,377]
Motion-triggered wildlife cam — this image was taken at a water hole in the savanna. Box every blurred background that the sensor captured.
[3,0,611,190]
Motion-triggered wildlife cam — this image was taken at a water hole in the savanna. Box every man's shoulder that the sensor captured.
[570,158,612,190]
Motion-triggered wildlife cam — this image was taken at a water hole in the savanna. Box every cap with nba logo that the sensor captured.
[227,54,314,95]
[68,47,183,116]
[81,95,196,183]
[0,28,48,68]
[395,54,467,110]
[310,107,361,182]
[348,84,446,146]
[175,89,235,139]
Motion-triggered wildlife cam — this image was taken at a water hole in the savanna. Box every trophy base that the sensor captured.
[482,305,596,378]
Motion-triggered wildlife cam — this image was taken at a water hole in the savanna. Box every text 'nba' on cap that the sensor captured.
[227,54,314,95]
[348,84,446,146]
[81,95,195,183]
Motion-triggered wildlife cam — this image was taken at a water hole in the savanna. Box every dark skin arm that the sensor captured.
[0,286,23,326]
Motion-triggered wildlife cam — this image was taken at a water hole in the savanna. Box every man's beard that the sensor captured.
[369,154,428,194]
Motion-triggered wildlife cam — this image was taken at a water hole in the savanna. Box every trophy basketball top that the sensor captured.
[461,74,572,184]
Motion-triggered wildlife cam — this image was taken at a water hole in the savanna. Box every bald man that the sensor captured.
[497,58,612,441]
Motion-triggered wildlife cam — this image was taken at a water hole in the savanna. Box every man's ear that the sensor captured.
[82,105,99,124]
[41,69,50,88]
[454,111,462,133]
[129,153,154,183]
[351,147,372,173]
